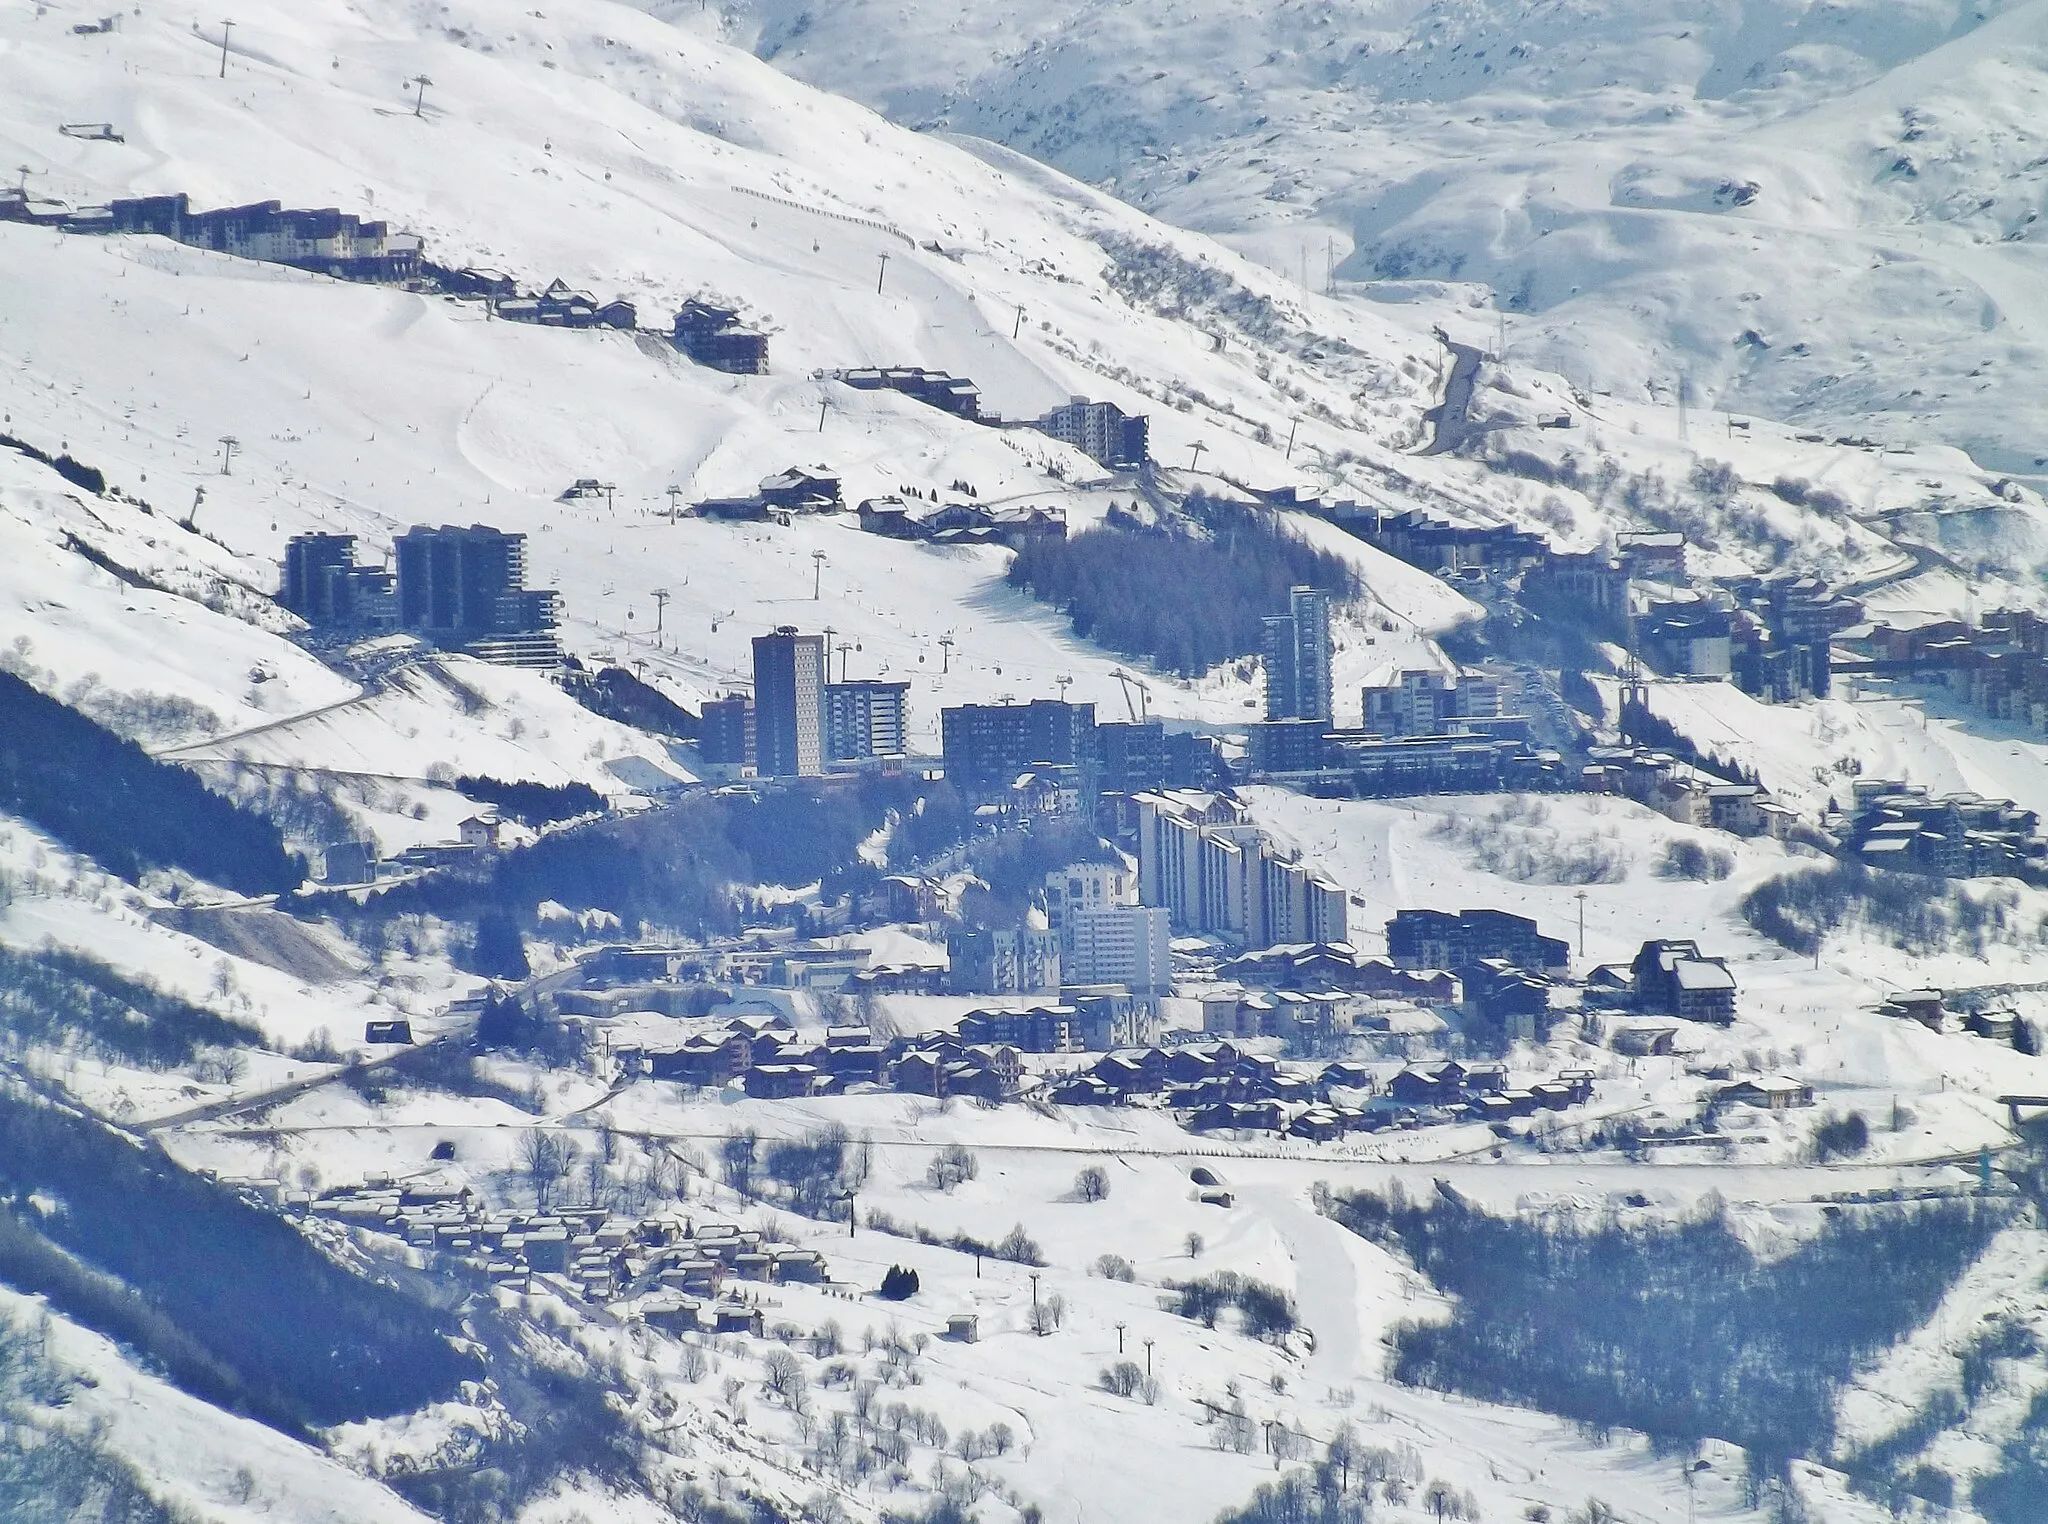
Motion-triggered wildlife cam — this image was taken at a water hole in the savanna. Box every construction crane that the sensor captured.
[1111,668,1151,723]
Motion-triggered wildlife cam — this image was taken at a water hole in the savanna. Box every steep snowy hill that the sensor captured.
[722,0,2048,480]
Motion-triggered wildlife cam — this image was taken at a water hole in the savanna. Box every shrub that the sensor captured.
[927,1143,978,1193]
[1101,1360,1146,1398]
[1813,1111,1871,1162]
[1657,839,1735,882]
[996,1224,1045,1266]
[1094,1254,1137,1282]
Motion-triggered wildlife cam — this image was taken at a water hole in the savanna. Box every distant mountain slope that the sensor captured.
[720,0,2048,480]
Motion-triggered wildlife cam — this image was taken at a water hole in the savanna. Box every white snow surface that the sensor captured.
[726,0,2048,483]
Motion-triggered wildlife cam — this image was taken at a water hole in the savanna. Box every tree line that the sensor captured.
[0,1086,476,1433]
[1007,508,1359,677]
[1322,1182,2004,1471]
[0,669,302,894]
[0,943,261,1069]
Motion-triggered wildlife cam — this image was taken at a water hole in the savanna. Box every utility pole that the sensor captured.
[811,549,827,600]
[13,165,35,196]
[601,482,617,514]
[938,636,953,674]
[1575,889,1587,960]
[1187,440,1206,471]
[217,435,239,475]
[875,253,889,295]
[1285,418,1299,461]
[841,1189,856,1237]
[1029,1271,1042,1335]
[1012,304,1025,339]
[1115,1321,1126,1355]
[217,19,234,78]
[666,485,684,523]
[1143,1338,1154,1376]
[817,397,828,433]
[408,74,432,117]
[837,641,853,681]
[652,587,670,635]
[823,626,837,680]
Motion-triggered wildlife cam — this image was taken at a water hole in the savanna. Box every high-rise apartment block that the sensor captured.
[1263,586,1333,722]
[752,627,826,777]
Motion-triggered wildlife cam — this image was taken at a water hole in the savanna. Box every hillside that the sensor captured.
[725,0,2048,483]
[8,0,2048,1522]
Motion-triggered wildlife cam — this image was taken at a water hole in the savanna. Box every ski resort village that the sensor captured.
[14,2,2048,1523]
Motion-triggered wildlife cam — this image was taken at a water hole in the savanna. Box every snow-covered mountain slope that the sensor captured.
[721,0,2048,481]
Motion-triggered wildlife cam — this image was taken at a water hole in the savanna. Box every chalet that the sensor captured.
[440,267,519,300]
[1441,1060,1506,1094]
[744,1063,822,1099]
[1388,909,1570,976]
[1609,1020,1679,1057]
[776,1249,825,1282]
[958,1006,1079,1053]
[714,1303,766,1336]
[1880,989,1946,1030]
[1388,1064,1452,1106]
[893,1049,949,1097]
[1966,1009,2017,1043]
[1288,1107,1345,1142]
[1616,531,1687,581]
[497,278,636,329]
[757,467,843,513]
[858,497,924,539]
[641,1294,703,1333]
[835,366,983,421]
[672,300,769,374]
[1717,1075,1814,1110]
[1631,939,1737,1024]
[458,814,502,849]
[1049,1073,1122,1107]
[963,1044,1023,1096]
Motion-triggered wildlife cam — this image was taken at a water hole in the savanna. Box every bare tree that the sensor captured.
[1073,1165,1110,1201]
[721,1128,758,1197]
[762,1348,807,1405]
[927,1143,978,1192]
[519,1129,570,1209]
